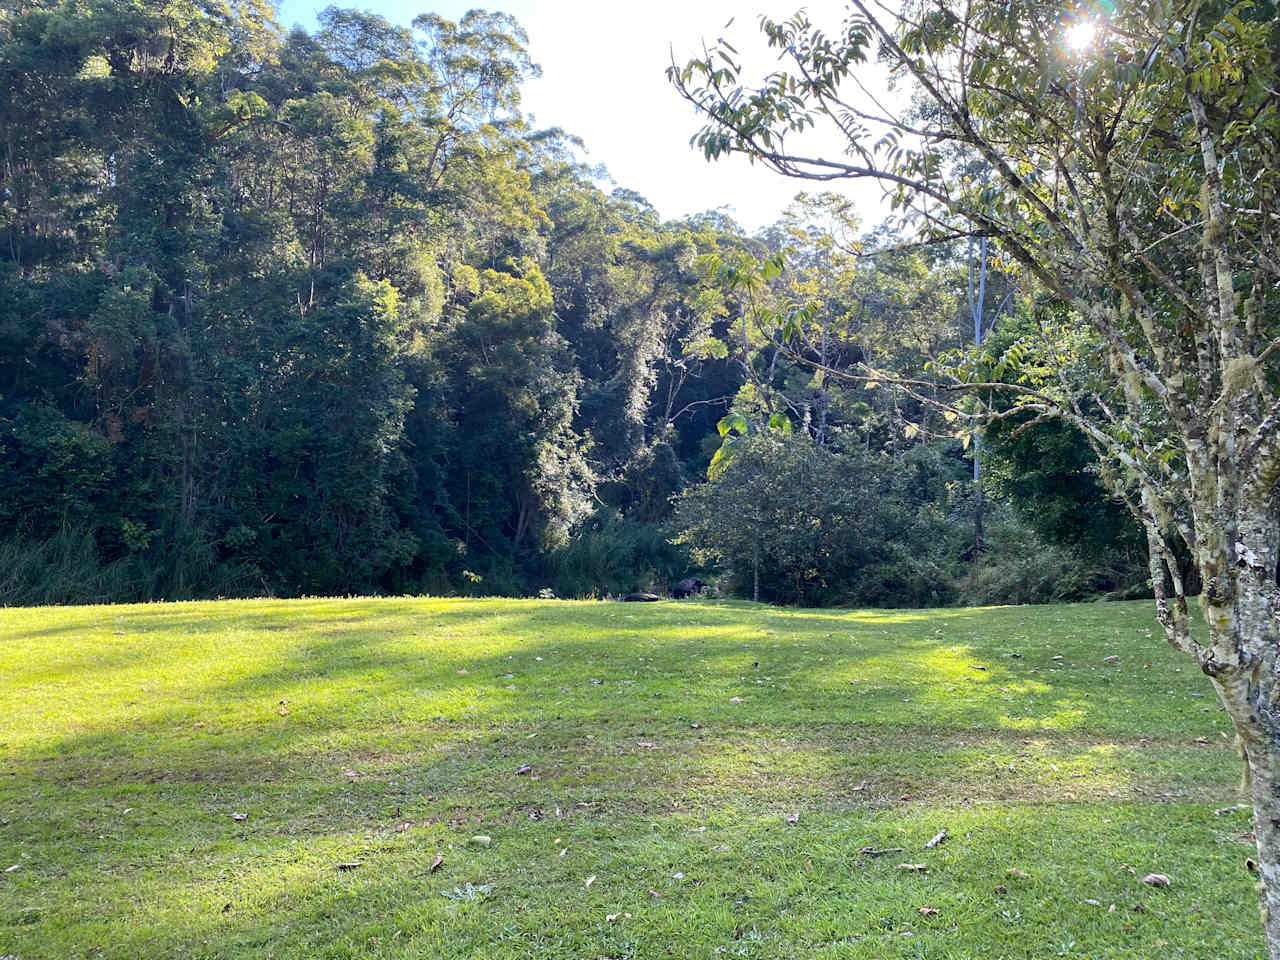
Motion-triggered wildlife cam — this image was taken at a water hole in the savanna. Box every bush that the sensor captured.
[544,512,694,598]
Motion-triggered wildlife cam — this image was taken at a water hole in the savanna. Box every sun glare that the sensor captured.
[1065,20,1097,53]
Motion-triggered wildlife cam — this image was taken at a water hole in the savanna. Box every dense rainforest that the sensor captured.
[0,0,1146,606]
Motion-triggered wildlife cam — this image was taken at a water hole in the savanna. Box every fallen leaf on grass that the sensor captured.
[230,813,248,822]
[5,864,20,873]
[1083,898,1101,906]
[918,906,939,916]
[343,769,358,778]
[969,664,987,671]
[786,813,800,826]
[1103,655,1120,663]
[1194,737,1209,745]
[429,853,444,873]
[859,846,904,857]
[336,862,363,871]
[516,764,532,776]
[1141,873,1171,887]
[925,829,948,849]
[729,696,743,703]
[994,884,1007,895]
[898,863,927,872]
[605,912,632,922]
[1006,867,1030,879]
[584,875,596,888]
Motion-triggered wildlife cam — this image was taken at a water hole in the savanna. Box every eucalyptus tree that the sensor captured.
[672,0,1280,947]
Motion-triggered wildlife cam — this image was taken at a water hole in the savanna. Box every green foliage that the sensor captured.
[0,1,755,602]
[675,435,967,606]
[542,512,694,598]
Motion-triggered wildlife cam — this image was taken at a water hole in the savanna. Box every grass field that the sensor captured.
[0,596,1261,958]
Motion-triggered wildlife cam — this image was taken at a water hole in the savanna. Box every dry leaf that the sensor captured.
[994,884,1007,895]
[335,861,363,871]
[918,906,940,916]
[429,853,444,873]
[4,864,20,873]
[1141,873,1171,887]
[584,875,596,888]
[231,812,248,822]
[1103,655,1120,663]
[859,846,904,857]
[898,863,927,872]
[969,664,987,671]
[516,764,533,776]
[729,696,743,703]
[786,813,800,825]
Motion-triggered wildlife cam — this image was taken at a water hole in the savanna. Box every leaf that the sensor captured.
[1141,873,1171,887]
[516,763,533,776]
[859,846,904,856]
[898,863,927,872]
[925,829,948,849]
[231,812,248,822]
[585,875,597,888]
[919,906,940,915]
[335,861,363,871]
[786,812,800,825]
[430,853,444,873]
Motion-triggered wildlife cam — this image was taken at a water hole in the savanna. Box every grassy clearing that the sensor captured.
[0,597,1260,958]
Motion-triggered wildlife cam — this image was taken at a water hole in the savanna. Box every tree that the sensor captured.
[672,0,1280,949]
[674,432,960,606]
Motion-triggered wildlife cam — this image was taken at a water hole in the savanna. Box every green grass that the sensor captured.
[0,597,1261,959]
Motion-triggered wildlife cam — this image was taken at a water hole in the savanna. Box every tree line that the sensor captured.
[0,0,1141,605]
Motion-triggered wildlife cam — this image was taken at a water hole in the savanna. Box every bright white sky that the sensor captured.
[274,0,896,233]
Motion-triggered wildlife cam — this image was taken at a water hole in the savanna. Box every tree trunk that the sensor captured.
[1186,509,1280,957]
[1243,730,1280,953]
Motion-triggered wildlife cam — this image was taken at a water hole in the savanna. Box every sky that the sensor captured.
[273,0,896,233]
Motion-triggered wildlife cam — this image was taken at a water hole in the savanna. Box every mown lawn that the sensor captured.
[0,597,1261,958]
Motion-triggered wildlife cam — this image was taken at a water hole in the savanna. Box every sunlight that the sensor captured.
[1065,19,1097,53]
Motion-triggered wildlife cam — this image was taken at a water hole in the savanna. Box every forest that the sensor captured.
[0,0,1146,606]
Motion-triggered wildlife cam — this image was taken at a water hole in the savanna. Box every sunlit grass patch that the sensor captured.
[0,596,1261,958]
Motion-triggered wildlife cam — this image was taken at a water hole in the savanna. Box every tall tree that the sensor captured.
[673,0,1280,949]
